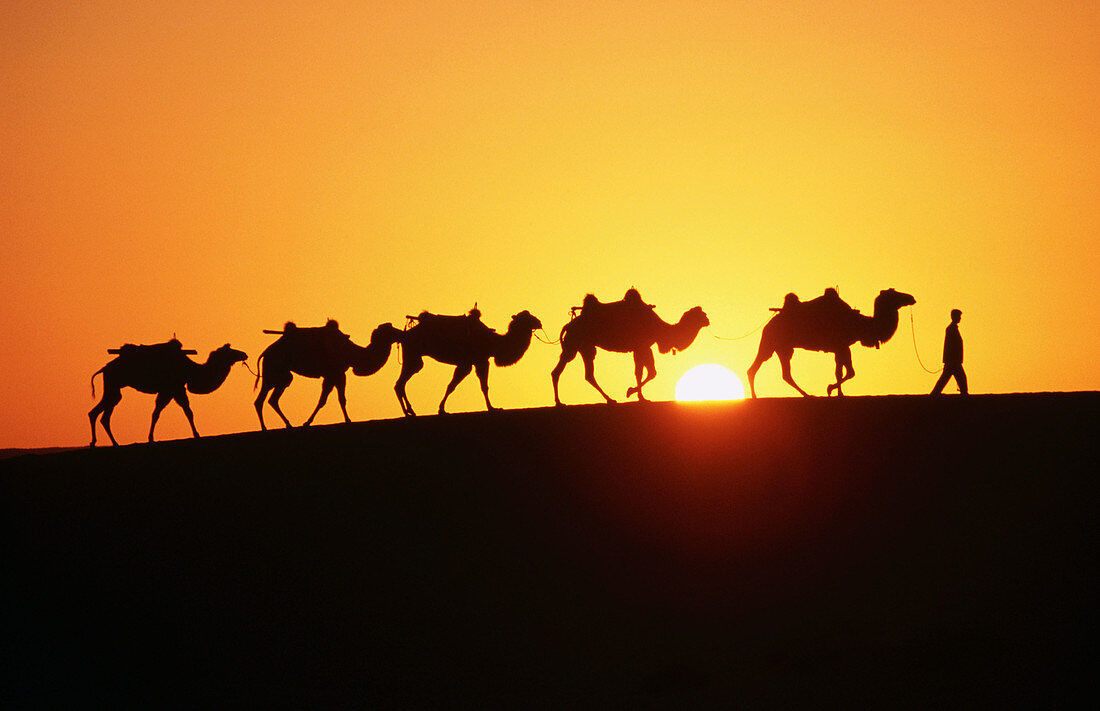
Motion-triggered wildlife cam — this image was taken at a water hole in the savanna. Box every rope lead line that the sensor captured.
[533,328,561,345]
[909,308,943,374]
[712,315,770,341]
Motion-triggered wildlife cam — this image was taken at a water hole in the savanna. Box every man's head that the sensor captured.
[950,309,962,324]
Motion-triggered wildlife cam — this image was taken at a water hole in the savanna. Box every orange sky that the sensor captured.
[3,1,1098,448]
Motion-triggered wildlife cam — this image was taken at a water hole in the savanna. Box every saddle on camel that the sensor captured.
[108,338,197,357]
[262,319,353,360]
[571,287,655,322]
[773,288,878,348]
[405,306,493,339]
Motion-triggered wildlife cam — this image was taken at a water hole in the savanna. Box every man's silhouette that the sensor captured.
[931,309,968,395]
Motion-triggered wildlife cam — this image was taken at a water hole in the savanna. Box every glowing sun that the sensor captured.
[675,364,746,402]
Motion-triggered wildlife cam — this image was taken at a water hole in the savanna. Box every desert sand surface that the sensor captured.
[3,393,1096,707]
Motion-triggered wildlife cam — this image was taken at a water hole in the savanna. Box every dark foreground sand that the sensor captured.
[3,393,1097,707]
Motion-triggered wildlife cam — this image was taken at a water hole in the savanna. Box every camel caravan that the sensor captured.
[87,286,916,445]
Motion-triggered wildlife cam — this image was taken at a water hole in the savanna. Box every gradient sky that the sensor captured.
[3,1,1098,448]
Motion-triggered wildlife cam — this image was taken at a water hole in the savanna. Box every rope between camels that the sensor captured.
[909,307,943,374]
[533,328,561,345]
[712,315,770,341]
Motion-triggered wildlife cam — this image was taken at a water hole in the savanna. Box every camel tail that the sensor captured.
[253,353,264,390]
[90,368,105,399]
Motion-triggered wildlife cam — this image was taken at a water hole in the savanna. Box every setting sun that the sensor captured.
[675,364,746,402]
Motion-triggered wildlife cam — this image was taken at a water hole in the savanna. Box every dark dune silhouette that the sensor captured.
[748,288,915,398]
[0,447,79,460]
[88,340,247,446]
[552,289,710,405]
[5,393,1096,706]
[395,308,542,416]
[254,320,403,429]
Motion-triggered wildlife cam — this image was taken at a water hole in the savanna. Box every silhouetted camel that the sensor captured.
[89,340,248,446]
[395,308,543,416]
[747,288,916,398]
[254,320,404,430]
[551,290,710,405]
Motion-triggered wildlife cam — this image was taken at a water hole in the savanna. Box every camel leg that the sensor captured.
[395,354,424,417]
[304,375,339,426]
[175,390,200,439]
[254,385,270,431]
[626,348,656,401]
[267,382,295,429]
[581,347,616,403]
[827,348,854,397]
[778,349,813,397]
[747,341,774,399]
[439,363,472,415]
[335,376,351,423]
[551,344,579,406]
[148,392,174,442]
[89,388,123,447]
[475,360,496,411]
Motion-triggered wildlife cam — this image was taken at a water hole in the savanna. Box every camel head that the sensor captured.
[658,306,710,354]
[369,322,405,346]
[212,343,249,366]
[509,310,543,334]
[876,288,916,312]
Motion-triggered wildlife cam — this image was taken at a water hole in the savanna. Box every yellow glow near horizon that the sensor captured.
[675,364,746,402]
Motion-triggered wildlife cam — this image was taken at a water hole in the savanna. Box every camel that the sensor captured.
[746,287,916,398]
[551,290,710,405]
[89,340,248,446]
[395,308,543,416]
[254,320,404,430]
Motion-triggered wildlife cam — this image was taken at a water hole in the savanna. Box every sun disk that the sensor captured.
[675,364,745,402]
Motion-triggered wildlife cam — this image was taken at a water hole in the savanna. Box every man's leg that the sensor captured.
[931,369,951,395]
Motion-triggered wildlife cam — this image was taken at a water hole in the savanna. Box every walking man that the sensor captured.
[931,309,968,395]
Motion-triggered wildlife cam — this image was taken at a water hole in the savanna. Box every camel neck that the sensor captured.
[352,337,397,377]
[493,326,533,367]
[659,313,702,353]
[187,357,233,394]
[872,302,901,342]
